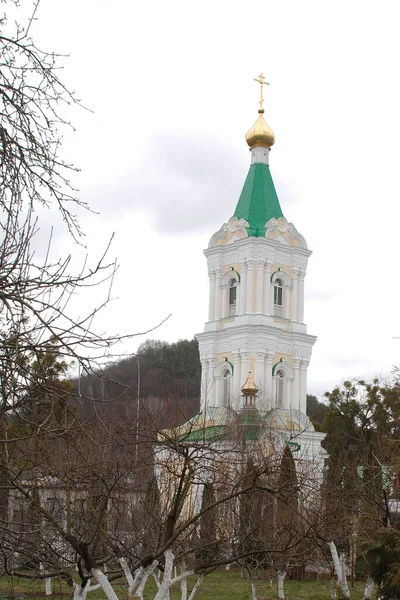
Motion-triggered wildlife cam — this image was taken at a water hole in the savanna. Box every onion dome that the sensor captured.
[241,369,259,396]
[245,108,275,149]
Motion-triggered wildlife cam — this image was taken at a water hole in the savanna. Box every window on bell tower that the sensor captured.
[275,369,284,407]
[222,369,232,406]
[228,278,237,316]
[274,278,283,316]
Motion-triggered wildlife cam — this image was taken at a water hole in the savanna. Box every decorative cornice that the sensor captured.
[206,241,309,271]
[198,337,313,359]
[265,217,308,249]
[208,216,249,248]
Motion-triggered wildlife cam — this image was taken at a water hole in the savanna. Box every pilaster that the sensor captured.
[208,358,216,406]
[298,271,305,323]
[292,357,301,412]
[256,260,265,313]
[200,359,209,411]
[263,260,272,315]
[208,269,216,321]
[246,261,254,313]
[299,359,309,416]
[291,268,299,322]
[214,268,222,320]
[233,353,241,411]
[255,352,266,410]
[239,260,247,315]
[221,285,228,319]
[266,351,274,409]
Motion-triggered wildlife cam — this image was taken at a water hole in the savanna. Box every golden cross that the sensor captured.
[253,72,270,111]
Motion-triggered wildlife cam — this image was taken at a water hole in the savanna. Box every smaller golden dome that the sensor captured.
[245,109,275,149]
[241,369,259,396]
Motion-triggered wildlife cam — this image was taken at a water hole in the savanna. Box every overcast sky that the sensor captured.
[24,0,400,397]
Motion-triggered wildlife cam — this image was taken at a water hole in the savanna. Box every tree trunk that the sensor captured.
[153,551,174,600]
[363,577,374,600]
[180,562,187,600]
[119,557,134,593]
[328,541,350,599]
[330,578,337,600]
[339,553,350,598]
[73,584,88,600]
[277,571,286,599]
[135,563,158,600]
[45,577,52,596]
[250,580,257,600]
[92,569,119,600]
[187,575,205,600]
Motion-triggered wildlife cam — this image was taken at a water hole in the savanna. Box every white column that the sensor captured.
[214,375,221,407]
[283,285,290,319]
[291,269,299,322]
[221,285,228,318]
[233,353,241,411]
[200,359,209,411]
[256,260,264,313]
[214,268,222,320]
[299,359,309,415]
[246,261,254,313]
[292,358,301,413]
[298,272,305,323]
[266,352,273,409]
[208,269,216,321]
[240,354,250,389]
[239,261,247,315]
[263,261,272,315]
[208,358,216,406]
[255,352,265,410]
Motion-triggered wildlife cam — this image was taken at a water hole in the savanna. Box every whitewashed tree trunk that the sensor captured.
[187,575,205,600]
[92,568,119,600]
[119,557,135,593]
[363,577,374,600]
[134,563,158,600]
[328,541,350,599]
[250,580,257,600]
[153,550,174,600]
[339,553,350,598]
[180,574,187,600]
[330,578,337,600]
[73,584,88,600]
[45,577,52,596]
[180,561,187,600]
[277,571,286,599]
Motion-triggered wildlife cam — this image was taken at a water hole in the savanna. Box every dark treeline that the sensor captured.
[77,339,201,429]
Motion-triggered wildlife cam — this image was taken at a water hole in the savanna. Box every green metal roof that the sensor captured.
[179,425,227,443]
[234,163,283,237]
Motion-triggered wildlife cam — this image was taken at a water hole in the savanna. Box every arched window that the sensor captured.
[275,369,284,407]
[228,278,237,316]
[221,269,240,318]
[215,359,234,407]
[272,359,294,409]
[274,278,283,317]
[222,369,232,406]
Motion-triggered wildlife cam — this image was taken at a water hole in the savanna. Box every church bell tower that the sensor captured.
[196,75,316,425]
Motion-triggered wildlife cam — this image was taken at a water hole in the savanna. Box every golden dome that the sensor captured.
[245,109,275,149]
[241,369,259,396]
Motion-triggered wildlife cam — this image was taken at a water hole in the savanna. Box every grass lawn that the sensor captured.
[0,570,377,600]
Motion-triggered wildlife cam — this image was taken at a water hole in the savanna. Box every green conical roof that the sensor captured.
[234,163,283,237]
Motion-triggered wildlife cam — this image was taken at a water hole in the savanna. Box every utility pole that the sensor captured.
[135,356,140,463]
